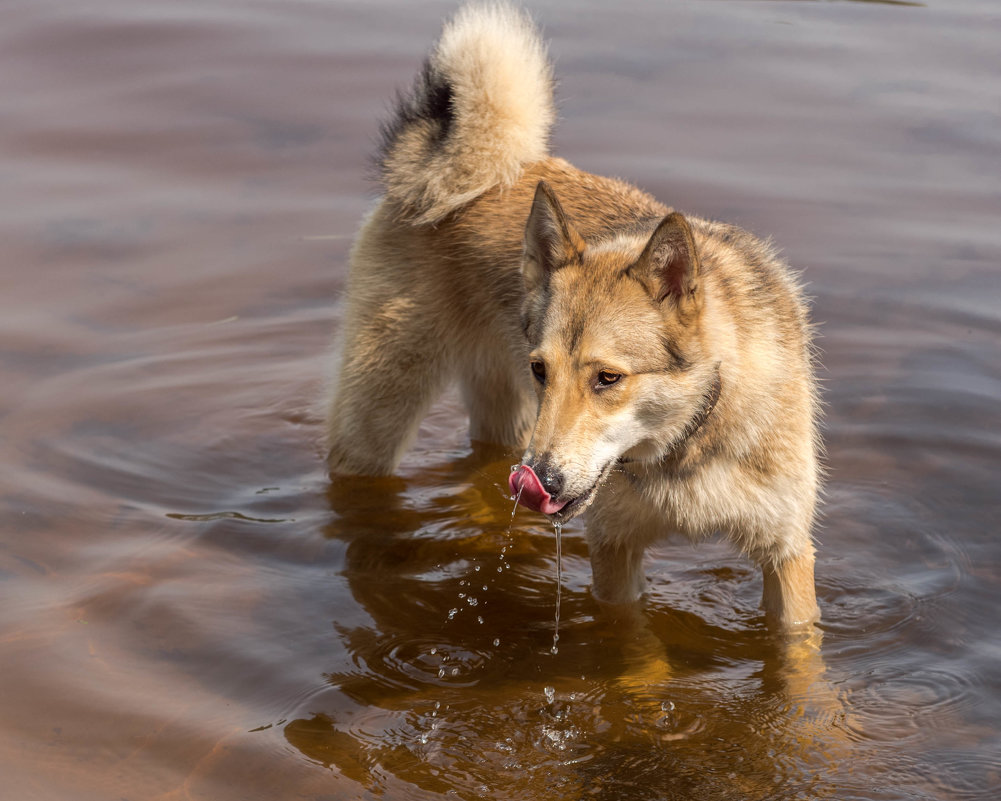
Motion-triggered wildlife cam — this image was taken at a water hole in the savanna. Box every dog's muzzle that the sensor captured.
[508,464,568,515]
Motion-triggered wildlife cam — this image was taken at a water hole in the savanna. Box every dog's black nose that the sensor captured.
[533,457,564,499]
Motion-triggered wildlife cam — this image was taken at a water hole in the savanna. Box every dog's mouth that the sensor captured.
[508,462,613,523]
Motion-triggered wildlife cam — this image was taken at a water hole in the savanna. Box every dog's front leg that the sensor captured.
[760,551,849,743]
[585,516,652,605]
[585,479,661,604]
[760,549,820,630]
[587,533,648,605]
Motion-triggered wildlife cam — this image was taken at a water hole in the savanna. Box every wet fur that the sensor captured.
[327,4,822,629]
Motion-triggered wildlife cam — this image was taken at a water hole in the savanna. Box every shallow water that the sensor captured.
[2,1,1000,799]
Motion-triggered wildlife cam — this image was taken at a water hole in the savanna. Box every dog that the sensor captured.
[326,4,822,630]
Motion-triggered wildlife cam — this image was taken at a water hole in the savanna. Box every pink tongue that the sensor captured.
[508,465,568,515]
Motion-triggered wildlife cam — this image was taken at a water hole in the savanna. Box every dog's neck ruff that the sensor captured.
[619,367,722,465]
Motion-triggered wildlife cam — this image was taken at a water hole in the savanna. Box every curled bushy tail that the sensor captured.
[376,4,554,224]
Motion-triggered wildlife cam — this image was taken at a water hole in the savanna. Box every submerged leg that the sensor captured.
[760,548,820,630]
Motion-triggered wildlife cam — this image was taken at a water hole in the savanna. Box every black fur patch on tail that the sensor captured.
[374,60,454,179]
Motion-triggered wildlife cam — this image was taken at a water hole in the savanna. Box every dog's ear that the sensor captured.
[633,212,702,318]
[522,181,583,291]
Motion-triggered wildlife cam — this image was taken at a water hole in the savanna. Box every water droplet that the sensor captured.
[438,667,445,678]
[476,616,484,624]
[543,686,556,704]
[430,647,437,655]
[466,596,478,606]
[510,480,524,518]
[474,565,481,572]
[447,608,458,620]
[493,638,501,647]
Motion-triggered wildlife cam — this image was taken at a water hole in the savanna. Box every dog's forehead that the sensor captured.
[541,256,665,362]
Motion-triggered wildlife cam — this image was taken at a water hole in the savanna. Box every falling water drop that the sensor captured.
[510,482,524,525]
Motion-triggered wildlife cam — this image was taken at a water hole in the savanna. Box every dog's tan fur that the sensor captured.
[327,4,821,629]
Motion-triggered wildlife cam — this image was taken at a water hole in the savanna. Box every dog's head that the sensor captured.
[509,181,717,521]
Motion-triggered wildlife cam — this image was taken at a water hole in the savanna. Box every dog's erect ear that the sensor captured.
[522,181,583,291]
[633,212,703,317]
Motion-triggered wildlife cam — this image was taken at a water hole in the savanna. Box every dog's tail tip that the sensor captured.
[376,3,555,225]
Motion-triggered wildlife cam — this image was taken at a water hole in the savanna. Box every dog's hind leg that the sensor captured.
[326,292,451,476]
[459,349,535,449]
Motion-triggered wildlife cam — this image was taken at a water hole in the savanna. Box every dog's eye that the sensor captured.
[530,361,546,383]
[596,370,622,388]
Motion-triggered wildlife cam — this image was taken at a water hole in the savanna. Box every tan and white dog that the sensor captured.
[326,4,822,629]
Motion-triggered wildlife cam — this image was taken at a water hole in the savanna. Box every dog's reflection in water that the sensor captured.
[284,453,848,799]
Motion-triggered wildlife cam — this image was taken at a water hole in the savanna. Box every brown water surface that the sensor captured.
[2,1,1000,799]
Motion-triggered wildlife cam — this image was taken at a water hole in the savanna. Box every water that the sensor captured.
[2,1,1000,799]
[508,467,559,656]
[552,521,562,656]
